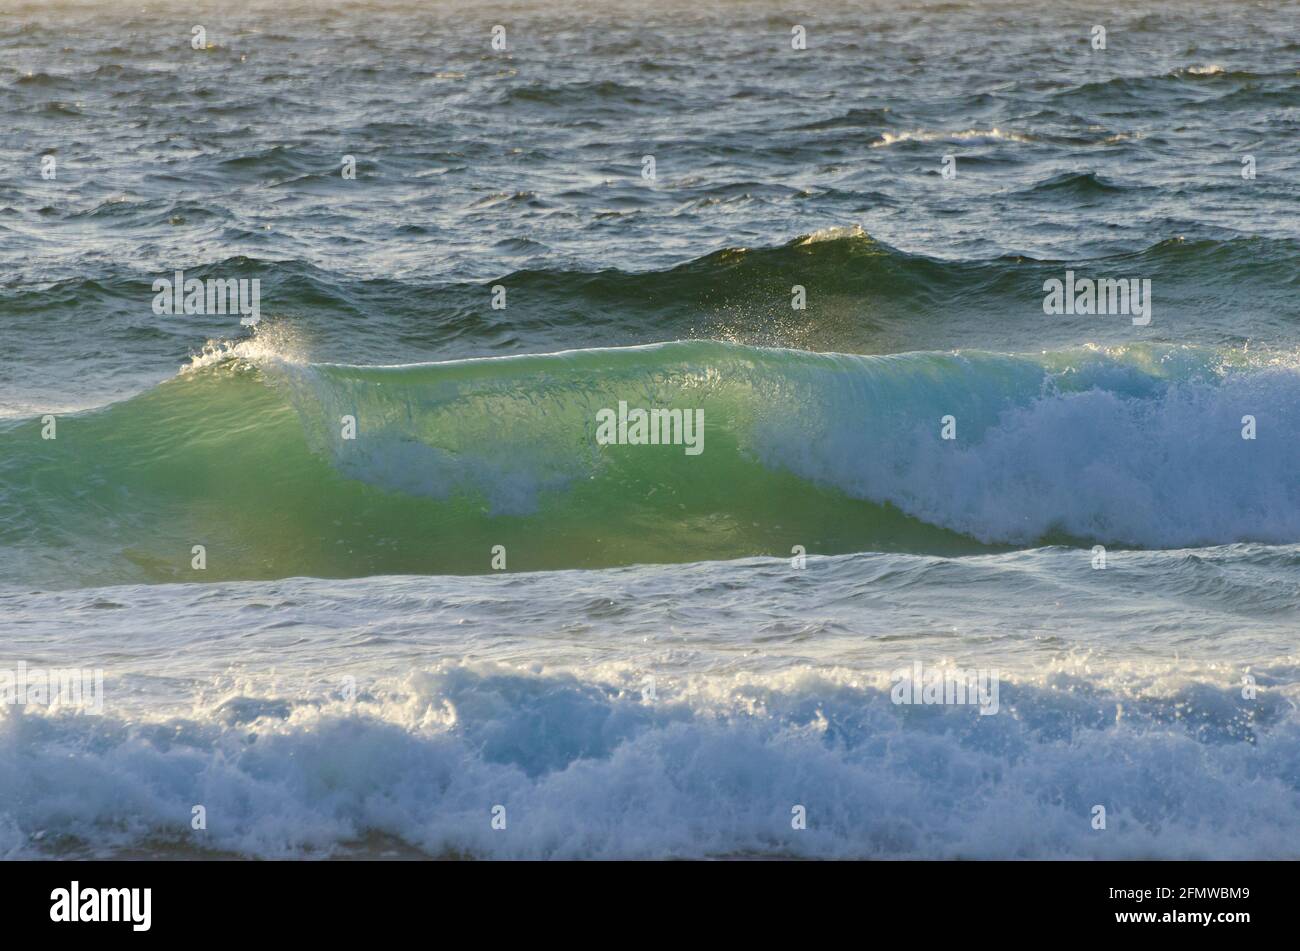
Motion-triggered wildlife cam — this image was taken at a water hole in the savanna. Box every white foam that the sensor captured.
[871,128,1035,148]
[1,661,1295,859]
[756,348,1300,547]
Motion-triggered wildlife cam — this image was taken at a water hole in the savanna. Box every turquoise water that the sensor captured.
[1,0,1298,858]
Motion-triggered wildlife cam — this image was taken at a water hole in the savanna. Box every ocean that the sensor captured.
[1,0,1298,859]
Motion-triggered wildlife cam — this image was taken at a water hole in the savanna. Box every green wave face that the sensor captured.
[0,343,978,588]
[4,338,1298,589]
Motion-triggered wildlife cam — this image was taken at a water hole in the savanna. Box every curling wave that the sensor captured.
[2,338,1298,586]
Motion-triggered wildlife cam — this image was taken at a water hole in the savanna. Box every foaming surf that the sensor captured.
[3,653,1298,860]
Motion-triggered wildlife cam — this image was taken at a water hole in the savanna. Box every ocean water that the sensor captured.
[1,0,1298,859]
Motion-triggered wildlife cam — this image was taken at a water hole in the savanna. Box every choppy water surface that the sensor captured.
[1,0,1298,858]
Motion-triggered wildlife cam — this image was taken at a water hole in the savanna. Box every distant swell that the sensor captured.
[5,230,1297,389]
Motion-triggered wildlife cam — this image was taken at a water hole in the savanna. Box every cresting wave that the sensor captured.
[3,338,1298,587]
